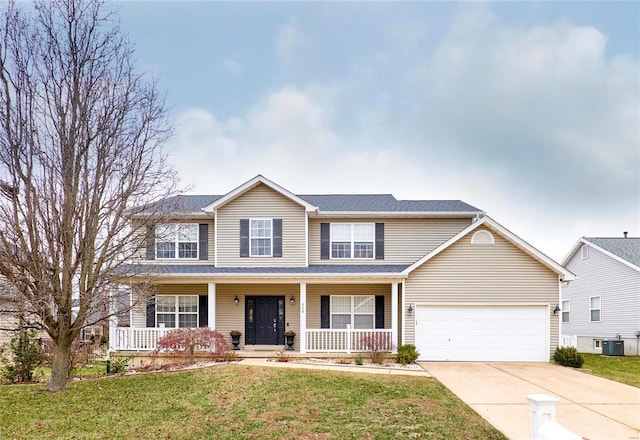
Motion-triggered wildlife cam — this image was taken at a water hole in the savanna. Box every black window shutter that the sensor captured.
[146,295,156,327]
[320,223,330,260]
[240,219,249,257]
[321,295,330,328]
[198,295,208,327]
[199,224,208,260]
[375,295,385,329]
[273,219,282,257]
[375,223,384,260]
[146,225,155,260]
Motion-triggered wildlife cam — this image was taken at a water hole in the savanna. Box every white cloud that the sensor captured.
[276,22,303,60]
[220,58,243,75]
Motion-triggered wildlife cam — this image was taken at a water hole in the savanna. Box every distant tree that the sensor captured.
[0,0,178,391]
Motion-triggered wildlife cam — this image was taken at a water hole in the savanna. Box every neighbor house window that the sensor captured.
[330,295,375,329]
[250,219,272,256]
[561,300,570,323]
[156,224,198,259]
[594,339,602,349]
[156,295,198,328]
[581,244,589,259]
[590,296,601,322]
[331,223,374,259]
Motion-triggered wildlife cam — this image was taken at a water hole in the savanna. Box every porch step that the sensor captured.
[242,345,285,352]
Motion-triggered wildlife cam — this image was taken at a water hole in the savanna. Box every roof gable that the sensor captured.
[403,216,575,280]
[563,237,640,272]
[202,175,317,213]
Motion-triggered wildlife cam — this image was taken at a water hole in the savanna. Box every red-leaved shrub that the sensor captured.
[360,333,394,364]
[155,327,228,363]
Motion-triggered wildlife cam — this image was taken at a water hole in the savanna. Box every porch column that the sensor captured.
[108,287,118,352]
[391,282,398,352]
[208,282,216,329]
[300,282,307,353]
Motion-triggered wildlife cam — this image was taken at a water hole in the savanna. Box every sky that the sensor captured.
[115,1,639,263]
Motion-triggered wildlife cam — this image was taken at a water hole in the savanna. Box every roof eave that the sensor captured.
[312,211,485,218]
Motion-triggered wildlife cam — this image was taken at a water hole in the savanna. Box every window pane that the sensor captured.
[354,315,374,329]
[331,296,351,313]
[354,242,373,258]
[157,314,175,328]
[590,297,600,309]
[177,224,198,241]
[179,296,198,312]
[251,238,271,256]
[353,224,373,241]
[331,314,351,329]
[562,311,569,323]
[179,314,198,328]
[562,300,570,311]
[156,224,175,239]
[251,219,271,238]
[156,296,176,313]
[331,242,351,258]
[591,310,600,322]
[331,224,351,241]
[354,296,374,314]
[156,242,175,259]
[178,242,198,258]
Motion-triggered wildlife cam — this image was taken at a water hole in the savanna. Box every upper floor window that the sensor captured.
[156,224,198,259]
[561,300,570,323]
[250,219,272,256]
[590,296,601,322]
[331,295,375,329]
[331,223,374,259]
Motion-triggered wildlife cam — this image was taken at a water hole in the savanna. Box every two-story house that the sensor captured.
[561,236,640,355]
[111,175,574,361]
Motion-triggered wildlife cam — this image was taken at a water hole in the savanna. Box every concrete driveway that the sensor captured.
[420,362,640,440]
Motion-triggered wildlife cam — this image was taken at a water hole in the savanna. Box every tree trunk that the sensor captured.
[48,338,71,391]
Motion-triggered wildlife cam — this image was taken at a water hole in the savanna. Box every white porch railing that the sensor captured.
[115,327,174,351]
[560,335,577,348]
[306,328,393,353]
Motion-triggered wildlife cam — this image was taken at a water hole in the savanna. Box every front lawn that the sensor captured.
[0,364,506,440]
[580,353,640,388]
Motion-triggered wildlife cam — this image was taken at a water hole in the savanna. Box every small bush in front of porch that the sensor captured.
[155,327,228,364]
[360,333,394,364]
[395,344,420,365]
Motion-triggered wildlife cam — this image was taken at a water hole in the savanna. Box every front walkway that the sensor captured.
[240,358,431,377]
[420,362,640,440]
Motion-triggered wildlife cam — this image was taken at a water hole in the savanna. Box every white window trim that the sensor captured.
[330,295,375,329]
[156,295,199,328]
[581,244,589,259]
[561,300,570,323]
[594,339,602,349]
[589,295,601,322]
[471,230,495,245]
[249,218,273,257]
[156,223,199,260]
[330,223,375,260]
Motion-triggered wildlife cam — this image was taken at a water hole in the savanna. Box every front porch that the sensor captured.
[112,326,394,353]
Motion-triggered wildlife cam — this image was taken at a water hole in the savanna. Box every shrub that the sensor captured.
[354,353,364,365]
[553,346,584,368]
[0,324,43,383]
[155,327,228,363]
[395,344,420,365]
[218,350,238,362]
[360,333,393,364]
[108,356,129,374]
[275,349,289,362]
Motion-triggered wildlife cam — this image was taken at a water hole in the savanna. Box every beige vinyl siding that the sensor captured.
[131,284,208,328]
[306,284,392,330]
[0,302,18,346]
[404,227,560,355]
[216,184,307,267]
[216,284,300,349]
[132,218,215,263]
[308,218,472,265]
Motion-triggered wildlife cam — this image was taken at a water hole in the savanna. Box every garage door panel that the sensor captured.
[415,305,548,362]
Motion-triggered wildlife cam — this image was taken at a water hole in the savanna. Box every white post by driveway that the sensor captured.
[527,394,559,440]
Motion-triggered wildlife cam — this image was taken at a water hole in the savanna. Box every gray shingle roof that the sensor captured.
[122,264,409,275]
[144,193,482,214]
[585,237,640,268]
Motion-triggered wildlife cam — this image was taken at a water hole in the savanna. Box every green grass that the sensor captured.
[0,364,507,440]
[579,353,640,388]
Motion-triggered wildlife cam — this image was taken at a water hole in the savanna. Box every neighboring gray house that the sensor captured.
[561,236,640,355]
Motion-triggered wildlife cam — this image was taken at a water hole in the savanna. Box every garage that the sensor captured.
[415,305,549,361]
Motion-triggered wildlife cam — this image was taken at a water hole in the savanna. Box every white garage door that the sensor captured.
[415,305,548,361]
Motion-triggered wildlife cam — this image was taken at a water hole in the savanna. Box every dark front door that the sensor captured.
[245,296,285,345]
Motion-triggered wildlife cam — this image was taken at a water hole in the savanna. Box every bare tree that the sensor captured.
[0,0,178,391]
